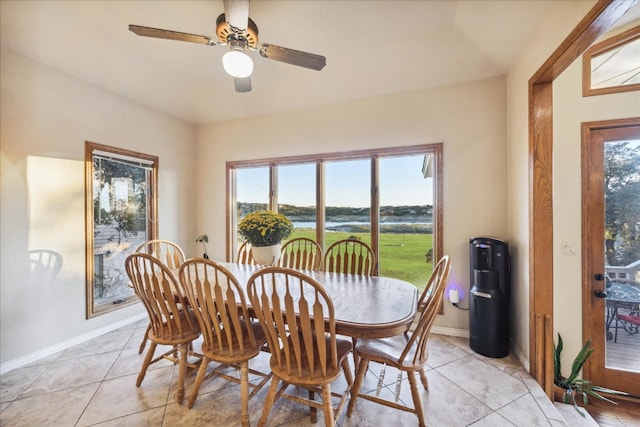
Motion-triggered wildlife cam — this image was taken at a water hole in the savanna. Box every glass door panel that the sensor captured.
[584,121,640,397]
[603,138,640,374]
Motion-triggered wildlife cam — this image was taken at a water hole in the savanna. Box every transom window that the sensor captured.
[583,25,640,96]
[226,144,442,288]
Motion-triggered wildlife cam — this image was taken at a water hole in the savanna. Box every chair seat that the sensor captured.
[617,314,640,326]
[148,310,201,344]
[356,335,428,371]
[271,334,353,387]
[201,320,266,362]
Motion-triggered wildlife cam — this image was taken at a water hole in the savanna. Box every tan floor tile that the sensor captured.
[91,406,165,427]
[468,411,516,426]
[0,383,98,427]
[106,346,174,380]
[426,336,474,368]
[76,366,173,427]
[57,329,133,361]
[0,364,48,402]
[341,395,423,427]
[437,355,528,410]
[20,351,120,398]
[497,393,555,426]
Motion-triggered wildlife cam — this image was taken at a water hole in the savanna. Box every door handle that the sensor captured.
[594,289,607,298]
[594,273,605,281]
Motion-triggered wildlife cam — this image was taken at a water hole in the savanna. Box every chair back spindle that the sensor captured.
[323,238,376,276]
[237,241,256,265]
[278,237,323,271]
[135,239,185,271]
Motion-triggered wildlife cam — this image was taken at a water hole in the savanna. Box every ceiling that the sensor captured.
[0,1,637,125]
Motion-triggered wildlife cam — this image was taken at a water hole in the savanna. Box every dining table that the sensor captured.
[206,262,420,340]
[605,282,640,341]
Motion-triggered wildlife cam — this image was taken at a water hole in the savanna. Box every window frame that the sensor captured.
[85,141,158,318]
[225,143,443,275]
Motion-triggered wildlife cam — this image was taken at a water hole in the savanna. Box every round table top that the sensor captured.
[607,282,640,303]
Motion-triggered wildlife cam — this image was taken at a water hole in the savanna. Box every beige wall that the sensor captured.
[0,49,197,366]
[506,0,597,368]
[553,20,640,370]
[196,76,508,335]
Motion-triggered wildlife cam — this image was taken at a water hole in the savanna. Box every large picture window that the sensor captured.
[85,142,158,317]
[227,144,442,288]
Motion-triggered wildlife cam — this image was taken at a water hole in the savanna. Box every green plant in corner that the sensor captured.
[553,333,626,416]
[195,234,209,259]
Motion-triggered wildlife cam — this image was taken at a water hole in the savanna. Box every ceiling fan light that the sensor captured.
[222,50,253,78]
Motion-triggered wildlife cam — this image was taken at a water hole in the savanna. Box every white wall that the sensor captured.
[553,21,640,370]
[506,1,597,368]
[195,76,508,333]
[0,49,196,367]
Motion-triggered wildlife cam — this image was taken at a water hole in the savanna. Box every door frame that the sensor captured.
[582,118,640,396]
[528,0,636,396]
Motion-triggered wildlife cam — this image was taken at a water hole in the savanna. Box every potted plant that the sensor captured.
[195,234,209,259]
[553,333,626,416]
[238,210,293,265]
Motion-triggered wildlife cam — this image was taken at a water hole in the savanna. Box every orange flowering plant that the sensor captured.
[238,210,293,247]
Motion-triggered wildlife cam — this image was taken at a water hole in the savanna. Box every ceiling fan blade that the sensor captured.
[259,44,326,71]
[128,25,217,45]
[223,0,250,33]
[234,77,252,93]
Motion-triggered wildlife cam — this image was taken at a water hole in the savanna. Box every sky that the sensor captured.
[237,154,433,207]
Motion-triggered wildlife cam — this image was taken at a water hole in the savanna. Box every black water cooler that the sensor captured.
[469,237,510,358]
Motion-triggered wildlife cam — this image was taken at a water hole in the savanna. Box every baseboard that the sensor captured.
[510,338,530,372]
[0,313,147,374]
[431,325,470,338]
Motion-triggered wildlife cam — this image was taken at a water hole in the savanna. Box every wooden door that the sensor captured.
[583,118,640,397]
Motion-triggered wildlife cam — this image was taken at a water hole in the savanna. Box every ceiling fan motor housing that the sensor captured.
[216,13,258,47]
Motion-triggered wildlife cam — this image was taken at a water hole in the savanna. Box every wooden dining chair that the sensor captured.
[247,267,354,427]
[346,255,451,427]
[323,238,376,276]
[125,253,201,404]
[134,239,186,354]
[278,237,323,271]
[178,259,271,425]
[237,241,257,265]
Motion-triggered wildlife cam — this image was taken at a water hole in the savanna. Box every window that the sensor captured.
[583,25,640,96]
[226,144,442,288]
[85,142,158,317]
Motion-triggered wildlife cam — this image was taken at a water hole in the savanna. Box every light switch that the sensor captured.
[561,242,577,255]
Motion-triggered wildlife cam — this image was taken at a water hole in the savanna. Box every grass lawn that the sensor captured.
[289,228,433,289]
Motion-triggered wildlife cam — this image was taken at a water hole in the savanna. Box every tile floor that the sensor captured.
[1,320,584,426]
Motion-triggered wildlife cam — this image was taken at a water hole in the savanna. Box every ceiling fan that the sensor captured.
[129,0,326,93]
